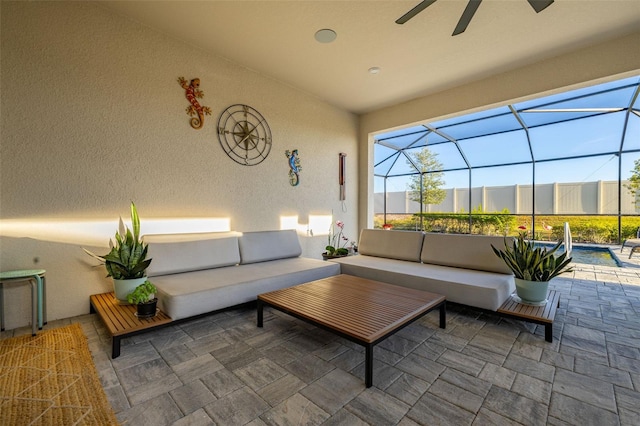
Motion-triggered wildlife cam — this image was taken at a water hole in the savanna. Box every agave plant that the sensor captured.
[491,232,573,282]
[84,202,152,280]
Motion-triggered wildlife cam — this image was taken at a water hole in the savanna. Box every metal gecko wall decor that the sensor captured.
[285,149,301,186]
[178,77,212,130]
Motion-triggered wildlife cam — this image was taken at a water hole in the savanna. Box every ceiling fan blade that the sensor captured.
[527,0,554,14]
[396,0,437,25]
[452,0,482,36]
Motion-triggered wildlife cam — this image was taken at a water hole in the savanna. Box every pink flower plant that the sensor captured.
[326,220,350,257]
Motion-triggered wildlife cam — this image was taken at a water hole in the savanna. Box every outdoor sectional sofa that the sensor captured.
[330,229,516,311]
[143,228,515,323]
[144,230,340,320]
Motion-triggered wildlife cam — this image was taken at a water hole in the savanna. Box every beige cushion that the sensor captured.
[331,254,514,311]
[154,257,340,320]
[144,232,240,277]
[238,230,302,264]
[358,229,424,262]
[420,233,513,274]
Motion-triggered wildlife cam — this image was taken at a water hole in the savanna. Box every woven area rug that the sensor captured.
[0,323,118,425]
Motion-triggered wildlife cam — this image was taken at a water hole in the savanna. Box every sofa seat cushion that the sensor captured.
[331,255,514,311]
[153,257,340,320]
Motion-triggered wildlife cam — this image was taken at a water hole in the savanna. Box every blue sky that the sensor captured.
[375,75,640,193]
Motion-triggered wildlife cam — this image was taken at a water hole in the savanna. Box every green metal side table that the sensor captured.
[0,269,47,336]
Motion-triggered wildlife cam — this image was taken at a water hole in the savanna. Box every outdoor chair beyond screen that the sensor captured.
[621,228,640,258]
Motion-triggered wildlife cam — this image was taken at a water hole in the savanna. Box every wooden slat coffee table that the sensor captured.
[90,292,172,358]
[257,274,446,387]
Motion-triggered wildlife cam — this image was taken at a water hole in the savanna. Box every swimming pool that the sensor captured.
[536,243,619,267]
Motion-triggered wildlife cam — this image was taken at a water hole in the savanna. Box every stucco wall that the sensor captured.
[0,1,358,329]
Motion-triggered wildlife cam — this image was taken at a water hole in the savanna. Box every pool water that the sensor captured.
[564,247,618,267]
[536,243,619,267]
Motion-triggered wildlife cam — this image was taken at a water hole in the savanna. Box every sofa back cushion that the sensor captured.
[144,232,240,276]
[358,229,424,262]
[420,233,514,274]
[239,229,302,264]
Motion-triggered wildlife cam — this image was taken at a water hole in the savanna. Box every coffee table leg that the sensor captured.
[257,299,264,328]
[112,336,121,359]
[365,345,373,388]
[439,302,446,329]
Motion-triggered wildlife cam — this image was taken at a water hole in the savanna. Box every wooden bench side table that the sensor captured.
[497,290,560,342]
[90,292,172,358]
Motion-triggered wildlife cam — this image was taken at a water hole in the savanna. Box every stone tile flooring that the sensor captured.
[5,249,640,425]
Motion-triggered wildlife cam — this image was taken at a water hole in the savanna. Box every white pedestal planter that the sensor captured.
[514,278,549,306]
[113,277,147,303]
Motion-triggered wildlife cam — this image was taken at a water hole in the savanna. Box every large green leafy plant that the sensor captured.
[84,202,152,279]
[491,233,573,282]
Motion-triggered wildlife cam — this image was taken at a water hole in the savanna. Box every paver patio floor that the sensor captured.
[5,246,640,425]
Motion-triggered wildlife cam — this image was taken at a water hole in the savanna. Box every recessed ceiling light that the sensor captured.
[368,67,381,74]
[314,29,337,43]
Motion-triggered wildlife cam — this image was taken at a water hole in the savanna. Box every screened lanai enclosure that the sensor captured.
[374,75,640,244]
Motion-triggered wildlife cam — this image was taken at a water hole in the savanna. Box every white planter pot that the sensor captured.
[514,278,549,304]
[113,277,147,303]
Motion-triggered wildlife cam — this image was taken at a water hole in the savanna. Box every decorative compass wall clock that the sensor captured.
[217,104,272,166]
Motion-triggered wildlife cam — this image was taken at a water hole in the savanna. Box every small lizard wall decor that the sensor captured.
[286,149,301,186]
[178,77,212,130]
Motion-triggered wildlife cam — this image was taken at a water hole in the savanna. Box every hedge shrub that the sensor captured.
[375,213,640,244]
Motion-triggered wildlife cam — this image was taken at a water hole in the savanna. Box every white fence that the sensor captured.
[375,180,638,215]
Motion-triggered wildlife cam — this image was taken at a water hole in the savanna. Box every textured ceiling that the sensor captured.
[100,1,640,114]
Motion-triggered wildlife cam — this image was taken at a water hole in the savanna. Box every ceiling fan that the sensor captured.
[396,0,554,36]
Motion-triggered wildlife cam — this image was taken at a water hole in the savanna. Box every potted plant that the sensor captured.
[84,202,152,303]
[127,280,158,318]
[491,232,573,305]
[323,220,350,259]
